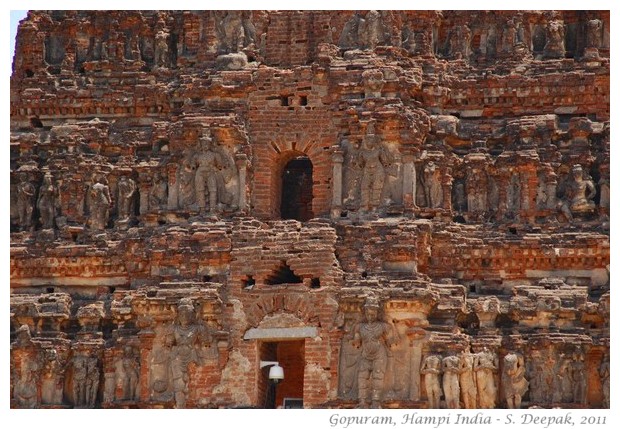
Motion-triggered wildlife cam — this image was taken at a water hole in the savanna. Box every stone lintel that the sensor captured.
[243,326,317,340]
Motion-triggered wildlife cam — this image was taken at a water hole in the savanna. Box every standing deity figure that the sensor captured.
[502,18,518,53]
[423,161,443,208]
[85,357,100,407]
[17,173,36,231]
[586,19,603,49]
[502,353,528,409]
[149,170,168,211]
[154,22,170,68]
[341,138,361,208]
[558,164,596,221]
[117,176,137,221]
[14,357,40,408]
[194,132,224,213]
[442,355,461,409]
[474,348,498,408]
[352,297,396,408]
[214,11,256,54]
[466,168,488,213]
[450,25,471,59]
[72,356,89,407]
[358,123,387,212]
[572,349,587,405]
[459,352,478,409]
[543,19,566,59]
[120,346,140,401]
[421,355,442,409]
[37,173,58,229]
[169,298,213,408]
[600,353,610,408]
[339,11,388,51]
[178,156,197,209]
[88,176,111,230]
[41,349,65,405]
[338,316,361,399]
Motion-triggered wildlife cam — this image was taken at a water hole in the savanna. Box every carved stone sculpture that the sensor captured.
[558,164,596,221]
[571,349,587,405]
[117,176,136,221]
[421,355,442,409]
[41,349,65,405]
[154,29,169,68]
[362,70,385,98]
[341,138,361,209]
[88,176,111,230]
[339,11,388,51]
[474,349,498,408]
[502,19,517,53]
[214,11,256,55]
[14,356,40,408]
[149,170,168,211]
[450,25,471,59]
[338,316,360,399]
[119,346,140,401]
[442,355,460,409]
[352,297,396,408]
[466,168,487,213]
[17,173,36,231]
[37,173,57,229]
[169,298,213,408]
[359,124,387,212]
[458,352,478,409]
[73,355,99,408]
[586,19,603,49]
[600,353,610,408]
[543,20,565,59]
[502,353,528,409]
[423,161,443,208]
[178,157,197,209]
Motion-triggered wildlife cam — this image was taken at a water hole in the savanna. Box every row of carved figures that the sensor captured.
[339,298,610,409]
[339,12,605,59]
[12,298,219,409]
[12,132,243,232]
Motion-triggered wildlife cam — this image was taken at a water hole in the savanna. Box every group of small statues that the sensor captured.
[338,297,607,409]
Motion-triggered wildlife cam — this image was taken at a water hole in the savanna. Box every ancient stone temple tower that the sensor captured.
[10,10,609,409]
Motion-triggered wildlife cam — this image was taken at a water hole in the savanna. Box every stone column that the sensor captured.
[331,149,344,219]
[401,150,417,214]
[235,153,248,213]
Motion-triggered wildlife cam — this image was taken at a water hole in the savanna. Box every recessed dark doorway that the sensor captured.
[258,340,305,409]
[280,157,313,222]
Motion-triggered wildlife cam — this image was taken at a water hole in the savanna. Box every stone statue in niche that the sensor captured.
[17,173,36,231]
[558,164,596,221]
[543,19,565,59]
[193,131,239,213]
[118,346,140,401]
[149,170,168,211]
[352,297,397,408]
[14,355,40,408]
[501,18,518,53]
[73,355,99,408]
[571,348,587,405]
[362,70,385,99]
[359,123,388,212]
[41,349,65,405]
[598,171,610,215]
[423,161,443,208]
[149,331,173,401]
[554,354,573,403]
[586,19,603,49]
[450,25,471,59]
[338,315,360,399]
[452,180,467,213]
[466,168,487,213]
[178,156,197,209]
[600,353,610,408]
[339,11,389,51]
[527,351,544,403]
[474,348,498,408]
[154,28,169,68]
[88,175,111,230]
[401,26,416,53]
[506,171,521,216]
[502,353,528,409]
[37,173,58,230]
[442,355,460,409]
[169,298,214,408]
[420,355,442,409]
[341,138,361,209]
[117,176,137,221]
[214,11,256,55]
[458,352,478,409]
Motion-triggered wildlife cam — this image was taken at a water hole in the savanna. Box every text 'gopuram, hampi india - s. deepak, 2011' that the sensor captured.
[10,10,609,410]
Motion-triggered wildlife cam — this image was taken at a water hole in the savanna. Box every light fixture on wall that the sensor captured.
[260,360,284,384]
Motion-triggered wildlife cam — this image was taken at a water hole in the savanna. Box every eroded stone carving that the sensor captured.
[600,353,610,408]
[558,164,596,221]
[459,352,478,409]
[72,355,99,408]
[154,26,170,68]
[117,176,137,222]
[423,161,443,208]
[450,25,471,59]
[353,297,396,408]
[214,11,256,55]
[149,170,168,211]
[502,353,528,409]
[341,138,361,209]
[421,354,442,408]
[586,19,603,49]
[38,173,58,230]
[14,355,40,408]
[338,314,360,399]
[339,11,389,51]
[88,175,111,230]
[17,173,36,231]
[544,20,565,59]
[466,167,488,213]
[118,345,140,401]
[359,123,387,212]
[362,70,385,98]
[442,355,460,409]
[474,349,498,409]
[41,349,65,405]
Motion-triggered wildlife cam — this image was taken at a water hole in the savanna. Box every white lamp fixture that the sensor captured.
[260,360,285,384]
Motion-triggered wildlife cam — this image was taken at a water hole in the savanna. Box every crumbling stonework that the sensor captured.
[10,10,609,409]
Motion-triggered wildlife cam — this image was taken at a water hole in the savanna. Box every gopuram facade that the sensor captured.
[10,10,609,409]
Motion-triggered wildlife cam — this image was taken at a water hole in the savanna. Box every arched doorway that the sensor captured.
[280,156,313,222]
